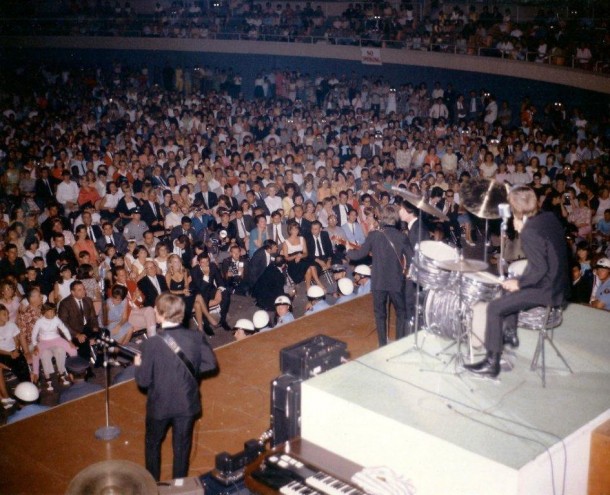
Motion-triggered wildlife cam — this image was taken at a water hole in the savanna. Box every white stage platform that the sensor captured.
[301,304,610,495]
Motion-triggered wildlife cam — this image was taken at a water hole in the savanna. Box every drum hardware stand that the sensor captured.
[95,331,121,441]
[483,219,490,264]
[498,203,511,279]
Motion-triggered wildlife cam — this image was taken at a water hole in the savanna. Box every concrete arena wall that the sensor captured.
[1,36,608,116]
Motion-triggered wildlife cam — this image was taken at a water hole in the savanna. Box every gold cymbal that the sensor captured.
[460,178,510,219]
[66,460,158,495]
[391,186,449,222]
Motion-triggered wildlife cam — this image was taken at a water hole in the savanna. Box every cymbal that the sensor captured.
[66,460,157,495]
[460,178,510,219]
[436,258,489,273]
[391,186,449,221]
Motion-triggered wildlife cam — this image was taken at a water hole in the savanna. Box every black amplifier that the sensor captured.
[279,334,348,380]
[271,374,302,447]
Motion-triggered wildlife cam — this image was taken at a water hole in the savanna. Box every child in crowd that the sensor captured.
[31,302,78,390]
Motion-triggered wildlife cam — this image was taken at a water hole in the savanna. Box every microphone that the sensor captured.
[498,203,511,232]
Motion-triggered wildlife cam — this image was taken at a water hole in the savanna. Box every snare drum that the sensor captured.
[508,259,528,278]
[412,241,458,290]
[460,271,502,302]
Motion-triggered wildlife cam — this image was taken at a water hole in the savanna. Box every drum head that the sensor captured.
[508,259,528,278]
[418,240,458,262]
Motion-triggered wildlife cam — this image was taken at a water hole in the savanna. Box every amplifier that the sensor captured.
[271,374,302,447]
[279,334,348,379]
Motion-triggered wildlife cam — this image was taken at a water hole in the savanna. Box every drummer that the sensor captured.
[464,186,570,379]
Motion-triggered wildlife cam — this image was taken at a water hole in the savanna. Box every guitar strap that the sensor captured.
[159,332,198,380]
[380,229,408,275]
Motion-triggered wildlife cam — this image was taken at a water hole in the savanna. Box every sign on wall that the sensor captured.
[361,47,382,66]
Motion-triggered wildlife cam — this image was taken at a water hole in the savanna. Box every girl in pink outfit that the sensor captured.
[31,303,78,390]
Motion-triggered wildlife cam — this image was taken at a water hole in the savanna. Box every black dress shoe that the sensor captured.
[503,329,520,349]
[203,323,215,337]
[220,320,231,331]
[463,352,501,378]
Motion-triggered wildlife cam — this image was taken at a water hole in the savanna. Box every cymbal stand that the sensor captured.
[95,333,121,441]
[387,208,438,363]
[483,218,490,264]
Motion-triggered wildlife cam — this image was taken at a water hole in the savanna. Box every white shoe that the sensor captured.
[46,382,54,392]
[1,397,16,405]
[61,375,70,386]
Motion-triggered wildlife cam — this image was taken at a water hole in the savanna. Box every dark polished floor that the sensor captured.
[0,295,379,494]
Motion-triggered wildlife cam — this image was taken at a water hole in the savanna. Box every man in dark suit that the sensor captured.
[75,210,103,244]
[222,185,240,212]
[292,204,312,235]
[435,189,461,245]
[266,210,288,244]
[96,222,129,255]
[141,189,166,235]
[348,205,413,346]
[138,260,169,308]
[231,208,255,248]
[134,293,217,481]
[195,180,218,210]
[220,244,249,295]
[246,189,269,216]
[246,240,279,291]
[465,186,570,378]
[41,203,71,243]
[190,253,230,330]
[58,280,100,361]
[304,221,334,275]
[170,216,198,242]
[252,255,287,311]
[34,167,57,210]
[46,233,78,270]
[332,191,355,226]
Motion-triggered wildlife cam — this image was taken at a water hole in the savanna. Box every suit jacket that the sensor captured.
[342,221,366,246]
[170,225,198,242]
[347,226,413,292]
[220,256,249,284]
[58,295,99,337]
[518,211,569,306]
[46,246,77,270]
[35,178,56,204]
[77,224,103,244]
[137,275,169,307]
[292,217,312,235]
[304,231,334,262]
[190,263,225,301]
[231,215,255,244]
[332,203,355,226]
[252,265,286,311]
[140,200,164,228]
[406,219,430,249]
[226,196,239,212]
[247,247,271,288]
[266,222,289,243]
[195,190,218,210]
[135,324,217,419]
[96,232,128,255]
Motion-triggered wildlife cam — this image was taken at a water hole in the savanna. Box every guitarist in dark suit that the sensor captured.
[348,205,413,346]
[137,260,169,308]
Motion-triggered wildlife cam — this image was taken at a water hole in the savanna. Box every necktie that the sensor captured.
[45,179,52,195]
[78,299,86,324]
[107,236,114,246]
[316,236,323,257]
[274,225,279,242]
[88,227,95,242]
[239,219,245,237]
[150,276,161,294]
[150,201,157,216]
[350,223,355,235]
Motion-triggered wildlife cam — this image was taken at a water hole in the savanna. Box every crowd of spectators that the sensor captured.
[2,1,609,72]
[0,58,609,419]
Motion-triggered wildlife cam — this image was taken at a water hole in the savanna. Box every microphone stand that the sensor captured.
[95,332,121,441]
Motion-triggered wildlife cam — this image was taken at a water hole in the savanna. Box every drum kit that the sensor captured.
[392,179,515,370]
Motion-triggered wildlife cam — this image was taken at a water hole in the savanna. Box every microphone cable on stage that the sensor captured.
[353,358,568,495]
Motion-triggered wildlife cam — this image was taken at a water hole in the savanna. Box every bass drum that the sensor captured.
[424,289,488,342]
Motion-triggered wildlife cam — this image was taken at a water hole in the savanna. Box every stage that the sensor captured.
[301,304,610,495]
[1,298,608,494]
[0,296,378,495]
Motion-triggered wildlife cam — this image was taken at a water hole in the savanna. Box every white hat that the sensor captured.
[307,285,325,299]
[253,310,270,329]
[337,277,354,296]
[595,257,610,269]
[14,382,40,402]
[274,295,292,306]
[354,264,372,277]
[234,318,255,331]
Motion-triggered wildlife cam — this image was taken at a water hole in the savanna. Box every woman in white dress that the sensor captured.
[282,223,323,290]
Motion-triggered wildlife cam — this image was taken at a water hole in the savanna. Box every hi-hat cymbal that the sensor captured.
[436,258,489,273]
[460,178,510,219]
[391,186,449,222]
[66,460,158,495]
